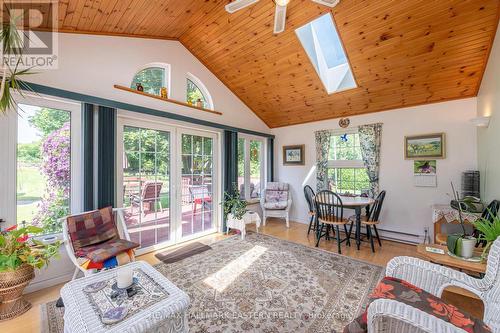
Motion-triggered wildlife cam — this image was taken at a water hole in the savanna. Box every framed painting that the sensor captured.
[283,145,305,165]
[405,133,446,159]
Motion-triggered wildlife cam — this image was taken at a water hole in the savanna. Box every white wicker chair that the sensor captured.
[368,237,500,332]
[260,182,292,228]
[61,208,133,280]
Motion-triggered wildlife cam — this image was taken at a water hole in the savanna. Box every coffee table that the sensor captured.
[416,243,486,275]
[60,261,190,333]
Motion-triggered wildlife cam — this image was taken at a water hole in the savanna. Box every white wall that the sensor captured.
[477,24,500,202]
[272,99,478,243]
[25,32,270,134]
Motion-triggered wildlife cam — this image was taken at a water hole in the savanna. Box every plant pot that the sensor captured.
[460,236,477,259]
[0,264,35,321]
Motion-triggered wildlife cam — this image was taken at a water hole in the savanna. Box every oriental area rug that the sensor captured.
[41,232,384,332]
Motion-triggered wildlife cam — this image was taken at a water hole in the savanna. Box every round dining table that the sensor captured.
[339,196,375,250]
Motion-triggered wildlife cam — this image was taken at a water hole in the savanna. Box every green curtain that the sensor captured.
[82,103,94,211]
[97,106,116,208]
[315,130,331,192]
[267,137,274,182]
[223,130,238,230]
[358,123,383,198]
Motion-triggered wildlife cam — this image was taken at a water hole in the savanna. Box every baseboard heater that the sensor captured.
[375,227,422,245]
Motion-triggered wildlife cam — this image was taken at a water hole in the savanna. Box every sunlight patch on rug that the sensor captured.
[203,245,267,292]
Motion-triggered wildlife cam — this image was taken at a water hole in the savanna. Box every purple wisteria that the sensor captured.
[33,122,71,232]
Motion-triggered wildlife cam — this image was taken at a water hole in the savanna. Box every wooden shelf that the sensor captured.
[114,84,222,116]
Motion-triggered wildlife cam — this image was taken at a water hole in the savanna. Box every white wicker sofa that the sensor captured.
[366,237,500,333]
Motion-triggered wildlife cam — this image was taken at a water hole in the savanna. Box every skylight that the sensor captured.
[296,14,357,94]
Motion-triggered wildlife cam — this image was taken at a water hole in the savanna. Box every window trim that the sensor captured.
[131,62,171,97]
[0,93,83,234]
[238,134,266,202]
[186,73,214,110]
[327,129,368,195]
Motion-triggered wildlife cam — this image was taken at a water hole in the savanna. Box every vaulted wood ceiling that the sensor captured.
[36,1,500,127]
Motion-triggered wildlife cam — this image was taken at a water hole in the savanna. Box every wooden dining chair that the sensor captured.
[314,190,351,253]
[360,190,386,252]
[303,185,316,235]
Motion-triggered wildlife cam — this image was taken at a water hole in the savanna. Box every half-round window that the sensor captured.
[131,66,168,96]
[186,74,213,110]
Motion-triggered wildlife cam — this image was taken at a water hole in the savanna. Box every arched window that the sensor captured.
[131,65,169,96]
[186,74,213,110]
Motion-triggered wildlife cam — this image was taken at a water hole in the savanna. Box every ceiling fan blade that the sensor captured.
[225,0,260,13]
[311,0,340,7]
[273,5,287,34]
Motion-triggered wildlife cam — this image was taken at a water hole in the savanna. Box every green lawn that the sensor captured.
[16,166,45,224]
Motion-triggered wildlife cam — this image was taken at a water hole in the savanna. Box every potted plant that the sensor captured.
[0,225,60,320]
[222,187,247,222]
[1,14,35,114]
[474,211,500,260]
[446,183,477,259]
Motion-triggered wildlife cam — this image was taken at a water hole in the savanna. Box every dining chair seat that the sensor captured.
[318,216,349,225]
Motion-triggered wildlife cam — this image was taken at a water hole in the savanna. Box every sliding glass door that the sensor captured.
[117,117,218,253]
[179,130,216,240]
[121,126,172,250]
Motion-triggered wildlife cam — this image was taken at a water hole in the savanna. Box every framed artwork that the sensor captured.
[283,145,305,165]
[405,133,446,159]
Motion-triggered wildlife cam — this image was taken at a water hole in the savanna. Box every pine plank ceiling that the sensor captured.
[41,1,500,127]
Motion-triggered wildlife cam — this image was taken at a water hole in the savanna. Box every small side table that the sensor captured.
[226,211,261,240]
[416,244,486,275]
[60,261,190,333]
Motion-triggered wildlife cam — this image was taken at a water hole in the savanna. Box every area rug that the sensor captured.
[155,241,212,264]
[41,232,384,333]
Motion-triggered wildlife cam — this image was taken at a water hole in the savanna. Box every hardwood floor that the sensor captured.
[0,219,483,332]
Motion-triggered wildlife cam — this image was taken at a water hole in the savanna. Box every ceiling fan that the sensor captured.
[225,0,340,34]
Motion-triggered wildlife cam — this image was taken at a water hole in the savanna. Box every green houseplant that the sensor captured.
[1,13,34,114]
[474,211,500,260]
[222,187,247,221]
[0,225,60,320]
[446,183,477,259]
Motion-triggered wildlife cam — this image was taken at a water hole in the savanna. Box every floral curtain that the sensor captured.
[315,130,331,192]
[358,123,383,198]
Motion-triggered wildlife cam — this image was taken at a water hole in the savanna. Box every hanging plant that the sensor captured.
[0,14,34,114]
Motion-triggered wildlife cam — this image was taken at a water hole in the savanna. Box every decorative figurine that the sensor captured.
[196,98,203,108]
[160,87,168,99]
[339,117,350,128]
[135,83,144,92]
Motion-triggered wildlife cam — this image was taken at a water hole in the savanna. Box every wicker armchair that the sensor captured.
[367,237,500,332]
[260,182,292,228]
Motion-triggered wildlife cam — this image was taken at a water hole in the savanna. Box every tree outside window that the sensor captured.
[187,79,209,109]
[131,67,166,96]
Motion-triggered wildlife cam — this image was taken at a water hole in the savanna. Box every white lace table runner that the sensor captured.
[84,268,169,324]
[432,204,482,224]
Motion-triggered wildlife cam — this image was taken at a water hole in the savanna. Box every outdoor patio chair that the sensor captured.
[130,181,163,216]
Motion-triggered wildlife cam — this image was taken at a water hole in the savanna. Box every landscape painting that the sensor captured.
[283,145,305,165]
[405,133,445,159]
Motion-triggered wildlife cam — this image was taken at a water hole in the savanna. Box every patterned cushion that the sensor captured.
[266,182,289,191]
[263,201,288,210]
[76,239,139,263]
[343,277,491,333]
[67,207,118,250]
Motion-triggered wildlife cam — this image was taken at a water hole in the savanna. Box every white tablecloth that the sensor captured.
[61,261,189,333]
[432,204,482,224]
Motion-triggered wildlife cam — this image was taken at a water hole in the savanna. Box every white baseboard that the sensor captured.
[25,271,73,294]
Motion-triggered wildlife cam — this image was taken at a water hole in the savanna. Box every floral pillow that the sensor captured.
[343,277,491,333]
